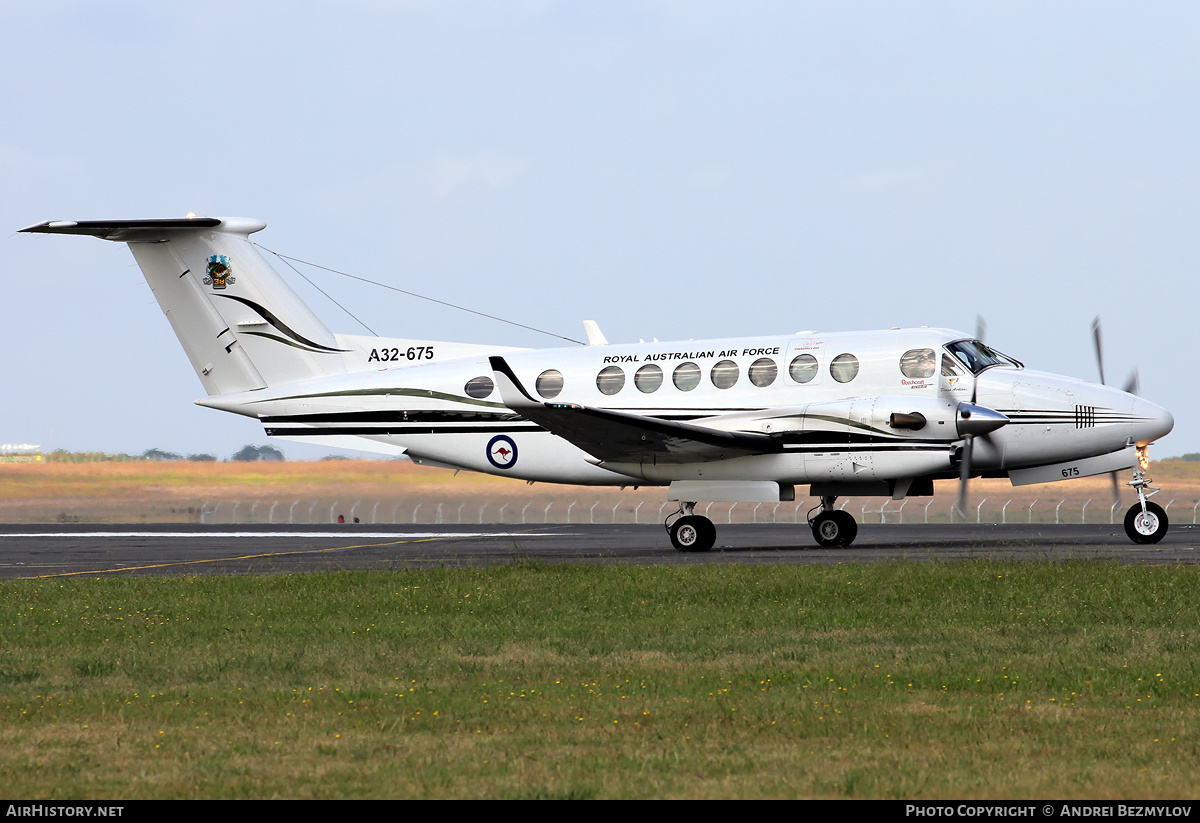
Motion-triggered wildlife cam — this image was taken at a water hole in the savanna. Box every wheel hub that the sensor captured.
[1134,512,1159,535]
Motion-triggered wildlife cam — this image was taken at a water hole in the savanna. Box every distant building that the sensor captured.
[0,443,42,463]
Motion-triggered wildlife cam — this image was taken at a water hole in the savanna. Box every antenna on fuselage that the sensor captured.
[583,320,609,346]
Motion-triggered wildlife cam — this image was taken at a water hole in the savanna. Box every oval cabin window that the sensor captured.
[596,365,625,395]
[900,348,936,379]
[635,363,663,393]
[748,357,777,387]
[464,376,494,399]
[710,359,739,389]
[673,362,702,391]
[789,354,818,383]
[536,369,564,399]
[830,353,860,383]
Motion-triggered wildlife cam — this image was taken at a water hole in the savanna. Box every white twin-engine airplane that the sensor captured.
[23,216,1175,551]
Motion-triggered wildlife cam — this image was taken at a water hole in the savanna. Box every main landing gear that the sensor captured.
[1124,461,1169,544]
[665,496,863,551]
[665,502,716,552]
[808,496,859,548]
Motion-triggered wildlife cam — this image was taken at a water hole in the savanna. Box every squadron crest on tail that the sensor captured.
[203,255,235,289]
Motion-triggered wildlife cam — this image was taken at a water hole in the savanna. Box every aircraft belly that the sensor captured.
[625,449,951,484]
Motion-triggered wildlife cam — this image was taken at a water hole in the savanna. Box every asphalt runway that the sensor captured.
[0,521,1198,578]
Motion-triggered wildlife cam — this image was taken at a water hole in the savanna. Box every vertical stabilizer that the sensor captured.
[20,217,347,394]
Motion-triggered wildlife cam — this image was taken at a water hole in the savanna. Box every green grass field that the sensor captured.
[2,561,1199,799]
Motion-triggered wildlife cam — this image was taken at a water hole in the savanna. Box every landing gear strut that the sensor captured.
[808,496,858,548]
[665,502,716,552]
[1124,457,1168,544]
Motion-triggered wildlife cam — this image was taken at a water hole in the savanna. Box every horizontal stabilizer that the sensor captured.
[20,217,238,241]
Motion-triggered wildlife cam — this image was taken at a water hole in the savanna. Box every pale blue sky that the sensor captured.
[5,2,1198,458]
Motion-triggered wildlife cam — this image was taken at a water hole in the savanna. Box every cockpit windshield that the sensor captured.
[945,340,1023,375]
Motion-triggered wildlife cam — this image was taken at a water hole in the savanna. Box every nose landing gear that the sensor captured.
[665,502,716,552]
[1124,459,1168,544]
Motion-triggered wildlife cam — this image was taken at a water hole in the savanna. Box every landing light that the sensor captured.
[1137,445,1150,471]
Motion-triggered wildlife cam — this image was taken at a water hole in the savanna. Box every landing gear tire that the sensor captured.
[670,515,716,552]
[811,510,858,548]
[1124,502,1168,544]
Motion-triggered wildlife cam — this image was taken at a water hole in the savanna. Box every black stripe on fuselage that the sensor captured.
[261,412,950,444]
[780,443,950,454]
[261,411,525,424]
[265,425,543,437]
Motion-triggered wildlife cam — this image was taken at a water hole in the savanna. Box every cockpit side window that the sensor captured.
[941,354,963,377]
[945,340,1022,375]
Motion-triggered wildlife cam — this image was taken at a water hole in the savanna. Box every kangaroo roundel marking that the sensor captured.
[486,435,518,470]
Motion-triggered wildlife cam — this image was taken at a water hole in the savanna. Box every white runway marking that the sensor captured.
[1,531,563,539]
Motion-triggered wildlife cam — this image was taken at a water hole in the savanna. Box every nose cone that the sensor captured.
[1132,396,1174,446]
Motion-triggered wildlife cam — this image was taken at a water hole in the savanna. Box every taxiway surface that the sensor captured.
[0,522,1197,578]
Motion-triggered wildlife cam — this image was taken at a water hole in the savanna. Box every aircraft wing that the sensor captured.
[489,356,775,464]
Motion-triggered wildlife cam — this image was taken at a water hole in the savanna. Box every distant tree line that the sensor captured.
[42,445,287,463]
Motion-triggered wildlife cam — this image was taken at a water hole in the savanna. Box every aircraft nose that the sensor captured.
[1131,396,1174,446]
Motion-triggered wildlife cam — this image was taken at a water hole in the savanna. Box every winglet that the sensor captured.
[489,356,539,409]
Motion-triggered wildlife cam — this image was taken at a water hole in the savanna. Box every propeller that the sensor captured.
[1091,315,1142,504]
[1123,369,1140,396]
[955,318,983,519]
[953,405,1009,519]
[955,432,974,520]
[1092,315,1141,398]
[954,315,1012,519]
[1090,316,1106,386]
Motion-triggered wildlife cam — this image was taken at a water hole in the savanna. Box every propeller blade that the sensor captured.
[955,434,974,520]
[1091,316,1106,385]
[975,314,988,345]
[1109,470,1121,504]
[1123,368,1140,396]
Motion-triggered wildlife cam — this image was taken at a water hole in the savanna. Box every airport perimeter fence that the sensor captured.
[192,497,1198,527]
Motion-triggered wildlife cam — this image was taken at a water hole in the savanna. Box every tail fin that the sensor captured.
[21,217,346,394]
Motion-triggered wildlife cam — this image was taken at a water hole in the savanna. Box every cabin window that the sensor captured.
[900,348,937,379]
[673,361,702,391]
[711,359,739,389]
[789,353,818,383]
[830,353,859,383]
[941,354,963,377]
[464,376,494,399]
[596,365,625,395]
[635,363,663,393]
[748,357,777,387]
[536,369,564,399]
